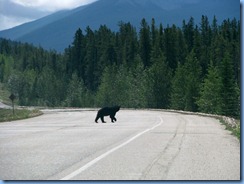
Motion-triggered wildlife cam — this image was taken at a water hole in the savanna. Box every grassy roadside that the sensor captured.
[219,118,240,141]
[0,83,44,122]
[0,108,43,123]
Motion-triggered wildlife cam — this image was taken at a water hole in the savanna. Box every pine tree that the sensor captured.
[149,53,172,108]
[139,18,151,67]
[65,73,86,107]
[117,22,126,65]
[182,17,195,52]
[171,51,201,111]
[128,56,147,108]
[84,26,98,91]
[35,67,59,106]
[211,16,218,39]
[96,65,119,106]
[184,50,201,111]
[199,15,212,76]
[219,52,239,117]
[72,28,85,79]
[0,56,5,82]
[171,63,186,110]
[164,25,178,71]
[150,18,157,47]
[197,61,222,114]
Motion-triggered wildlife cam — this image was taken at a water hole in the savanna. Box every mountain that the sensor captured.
[0,0,240,52]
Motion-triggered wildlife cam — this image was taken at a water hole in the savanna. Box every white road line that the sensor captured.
[60,116,164,180]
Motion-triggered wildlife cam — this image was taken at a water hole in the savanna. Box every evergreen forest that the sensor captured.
[0,16,240,118]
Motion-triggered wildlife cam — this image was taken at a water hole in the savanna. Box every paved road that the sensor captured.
[0,109,240,180]
[0,102,11,109]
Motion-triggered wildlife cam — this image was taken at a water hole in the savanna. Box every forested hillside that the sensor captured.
[0,16,240,118]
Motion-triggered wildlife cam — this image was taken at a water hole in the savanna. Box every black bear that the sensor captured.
[95,106,120,123]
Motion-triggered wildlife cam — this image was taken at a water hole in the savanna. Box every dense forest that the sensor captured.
[0,16,240,118]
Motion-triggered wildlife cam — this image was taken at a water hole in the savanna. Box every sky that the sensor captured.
[0,0,97,31]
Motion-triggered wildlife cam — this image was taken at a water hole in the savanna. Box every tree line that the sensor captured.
[0,16,240,118]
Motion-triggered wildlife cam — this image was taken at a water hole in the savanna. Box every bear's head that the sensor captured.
[116,106,120,111]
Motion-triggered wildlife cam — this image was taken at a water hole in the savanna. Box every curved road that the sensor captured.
[0,102,11,109]
[0,109,240,180]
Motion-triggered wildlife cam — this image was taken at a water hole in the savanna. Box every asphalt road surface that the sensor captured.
[0,102,11,109]
[0,109,240,180]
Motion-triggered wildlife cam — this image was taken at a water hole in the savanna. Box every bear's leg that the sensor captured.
[101,116,106,123]
[95,115,99,123]
[110,115,117,123]
[110,115,114,122]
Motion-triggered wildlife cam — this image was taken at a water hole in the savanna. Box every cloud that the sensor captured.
[0,0,97,31]
[1,0,49,19]
[10,0,98,11]
[0,14,33,31]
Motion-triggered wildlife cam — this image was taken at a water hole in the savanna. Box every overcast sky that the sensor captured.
[0,0,97,31]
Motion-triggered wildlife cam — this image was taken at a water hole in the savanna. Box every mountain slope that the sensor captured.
[0,0,240,52]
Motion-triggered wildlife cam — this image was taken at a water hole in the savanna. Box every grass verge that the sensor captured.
[219,118,240,141]
[0,108,43,122]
